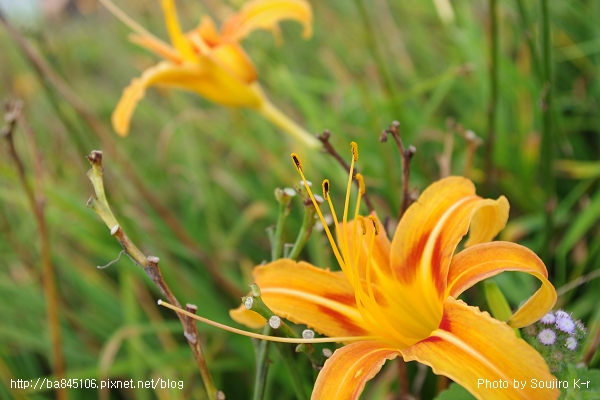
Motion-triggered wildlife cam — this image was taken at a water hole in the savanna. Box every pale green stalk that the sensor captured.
[256,98,320,149]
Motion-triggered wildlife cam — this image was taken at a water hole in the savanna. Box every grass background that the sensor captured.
[0,0,599,399]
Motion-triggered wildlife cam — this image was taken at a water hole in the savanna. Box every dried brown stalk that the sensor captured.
[0,12,241,299]
[86,151,222,399]
[2,100,67,400]
[380,121,416,220]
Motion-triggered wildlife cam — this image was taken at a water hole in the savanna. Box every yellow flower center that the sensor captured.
[291,143,419,348]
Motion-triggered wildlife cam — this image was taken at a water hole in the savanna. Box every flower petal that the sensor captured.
[235,259,368,337]
[112,59,263,135]
[210,42,258,84]
[129,33,185,64]
[401,297,559,400]
[221,0,312,42]
[389,177,508,320]
[312,341,398,400]
[196,16,222,47]
[160,0,196,61]
[229,304,267,329]
[447,242,557,328]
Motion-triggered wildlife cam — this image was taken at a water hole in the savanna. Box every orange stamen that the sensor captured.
[341,143,358,268]
[291,154,347,273]
[291,147,410,346]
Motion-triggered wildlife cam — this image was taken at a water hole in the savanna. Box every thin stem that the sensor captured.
[540,0,556,270]
[272,201,287,260]
[484,0,499,193]
[514,0,541,79]
[556,269,600,297]
[271,189,294,260]
[252,325,271,400]
[288,202,317,260]
[397,359,410,400]
[255,187,309,399]
[457,125,483,179]
[185,304,223,400]
[584,325,600,365]
[317,130,375,214]
[382,121,416,220]
[1,101,67,400]
[86,152,219,399]
[274,343,309,400]
[0,12,241,299]
[437,118,455,179]
[255,97,320,149]
[97,0,160,42]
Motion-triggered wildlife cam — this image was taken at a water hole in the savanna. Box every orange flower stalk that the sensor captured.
[98,0,319,147]
[230,143,560,399]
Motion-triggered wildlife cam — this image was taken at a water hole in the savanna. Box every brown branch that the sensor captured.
[0,12,241,299]
[184,303,224,400]
[397,359,412,400]
[2,100,67,400]
[584,324,600,366]
[87,152,221,399]
[436,118,455,179]
[381,121,416,220]
[317,130,375,214]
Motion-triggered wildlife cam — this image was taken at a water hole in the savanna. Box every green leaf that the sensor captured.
[435,383,476,400]
[485,280,522,338]
[560,365,600,399]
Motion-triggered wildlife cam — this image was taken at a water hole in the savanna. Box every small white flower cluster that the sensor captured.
[522,310,587,374]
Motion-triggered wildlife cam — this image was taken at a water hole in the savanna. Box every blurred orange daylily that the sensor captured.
[99,0,318,147]
[231,145,559,399]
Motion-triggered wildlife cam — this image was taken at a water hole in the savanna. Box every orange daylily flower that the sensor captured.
[100,0,318,147]
[231,145,559,399]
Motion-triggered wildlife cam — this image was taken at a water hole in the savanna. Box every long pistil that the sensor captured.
[158,300,374,343]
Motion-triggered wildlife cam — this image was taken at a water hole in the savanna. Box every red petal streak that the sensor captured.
[391,177,509,302]
[252,260,369,338]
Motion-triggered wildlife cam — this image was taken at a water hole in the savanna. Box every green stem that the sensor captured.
[540,0,556,270]
[484,0,499,193]
[288,204,317,260]
[514,0,541,79]
[256,98,320,149]
[86,153,118,229]
[271,193,291,260]
[274,343,309,400]
[252,325,272,400]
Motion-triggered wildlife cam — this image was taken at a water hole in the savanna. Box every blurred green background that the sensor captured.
[0,0,599,399]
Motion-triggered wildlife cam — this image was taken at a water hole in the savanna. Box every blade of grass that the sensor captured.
[539,0,556,268]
